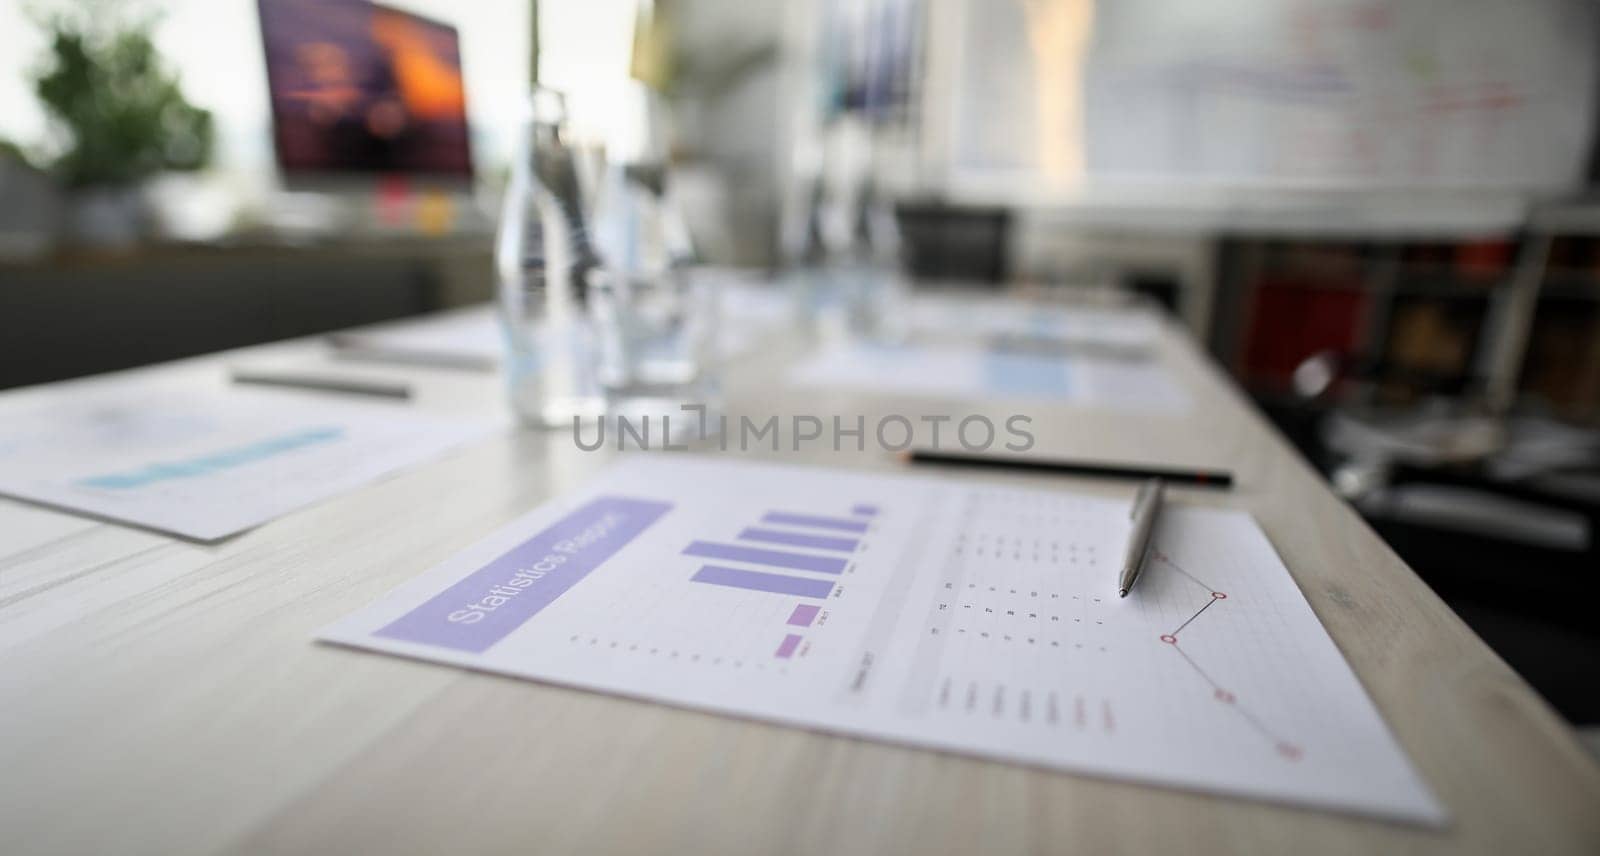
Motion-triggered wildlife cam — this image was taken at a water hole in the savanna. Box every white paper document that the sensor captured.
[912,298,1161,354]
[323,457,1442,823]
[0,383,492,541]
[334,276,793,366]
[790,341,1190,413]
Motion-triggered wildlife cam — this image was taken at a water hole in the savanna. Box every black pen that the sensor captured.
[903,449,1233,489]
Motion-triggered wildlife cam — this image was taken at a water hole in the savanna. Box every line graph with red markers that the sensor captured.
[1152,549,1302,761]
[895,488,1438,822]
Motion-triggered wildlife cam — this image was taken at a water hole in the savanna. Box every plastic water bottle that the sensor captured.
[788,117,907,342]
[495,88,605,428]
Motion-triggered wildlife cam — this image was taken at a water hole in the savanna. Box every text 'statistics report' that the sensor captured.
[325,457,1443,824]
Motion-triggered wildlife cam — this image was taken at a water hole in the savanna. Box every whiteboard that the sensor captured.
[945,0,1598,193]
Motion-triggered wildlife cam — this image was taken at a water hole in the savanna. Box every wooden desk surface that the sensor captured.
[1,300,1597,856]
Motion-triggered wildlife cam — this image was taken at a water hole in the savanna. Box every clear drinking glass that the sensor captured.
[589,163,720,436]
[495,87,605,428]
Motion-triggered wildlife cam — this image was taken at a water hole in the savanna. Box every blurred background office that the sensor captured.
[2,0,1599,735]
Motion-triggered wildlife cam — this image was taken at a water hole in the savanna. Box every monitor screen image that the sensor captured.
[258,0,473,178]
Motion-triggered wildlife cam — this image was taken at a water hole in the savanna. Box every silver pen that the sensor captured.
[1118,479,1165,597]
[230,369,412,400]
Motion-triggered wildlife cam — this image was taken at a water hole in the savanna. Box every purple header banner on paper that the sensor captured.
[375,496,672,652]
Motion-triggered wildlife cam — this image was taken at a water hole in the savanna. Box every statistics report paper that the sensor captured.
[323,457,1442,824]
[0,383,492,541]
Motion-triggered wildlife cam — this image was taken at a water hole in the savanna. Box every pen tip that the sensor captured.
[1119,588,1128,598]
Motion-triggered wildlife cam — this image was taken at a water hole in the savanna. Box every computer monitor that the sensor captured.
[257,0,473,182]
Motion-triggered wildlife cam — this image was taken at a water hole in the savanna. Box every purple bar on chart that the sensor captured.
[852,504,878,516]
[761,511,868,533]
[739,527,858,553]
[775,634,802,659]
[787,604,820,627]
[692,565,835,599]
[683,541,848,574]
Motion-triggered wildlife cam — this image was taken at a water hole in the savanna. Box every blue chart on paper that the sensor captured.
[77,426,346,490]
[981,351,1072,398]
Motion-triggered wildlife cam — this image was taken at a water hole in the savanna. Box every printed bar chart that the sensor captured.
[774,634,802,659]
[738,527,858,553]
[683,541,849,574]
[686,501,874,601]
[761,512,869,533]
[787,604,820,626]
[691,565,835,599]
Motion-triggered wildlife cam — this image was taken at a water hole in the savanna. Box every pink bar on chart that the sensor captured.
[787,604,820,627]
[775,634,802,658]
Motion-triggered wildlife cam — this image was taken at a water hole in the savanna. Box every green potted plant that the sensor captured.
[31,5,214,247]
